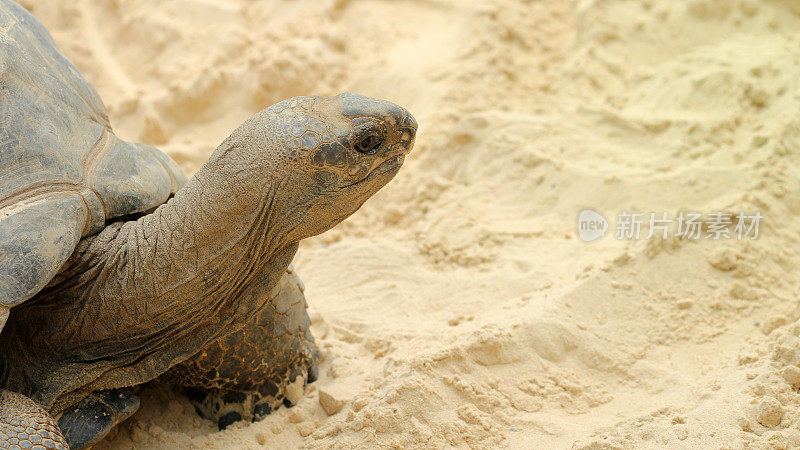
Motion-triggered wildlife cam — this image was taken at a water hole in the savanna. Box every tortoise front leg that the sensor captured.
[163,265,319,429]
[0,390,68,449]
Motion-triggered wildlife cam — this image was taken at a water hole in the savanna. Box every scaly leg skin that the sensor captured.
[0,390,68,449]
[56,388,139,449]
[163,265,319,429]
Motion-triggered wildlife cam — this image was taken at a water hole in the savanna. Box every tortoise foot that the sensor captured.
[57,388,139,449]
[185,362,318,430]
[164,266,320,430]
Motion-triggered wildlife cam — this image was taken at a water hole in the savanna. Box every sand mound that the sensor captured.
[19,0,800,448]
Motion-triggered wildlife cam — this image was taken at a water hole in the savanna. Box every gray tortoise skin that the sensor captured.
[0,0,417,448]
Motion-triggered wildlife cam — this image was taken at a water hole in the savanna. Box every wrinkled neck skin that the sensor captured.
[101,137,314,301]
[71,141,311,301]
[149,148,307,271]
[6,139,318,412]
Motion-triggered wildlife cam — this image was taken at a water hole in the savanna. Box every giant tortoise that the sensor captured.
[0,1,417,448]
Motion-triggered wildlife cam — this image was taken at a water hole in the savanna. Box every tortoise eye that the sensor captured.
[352,123,385,154]
[355,134,383,154]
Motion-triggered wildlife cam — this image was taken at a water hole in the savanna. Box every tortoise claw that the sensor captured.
[57,388,139,449]
[218,411,242,431]
[307,364,319,383]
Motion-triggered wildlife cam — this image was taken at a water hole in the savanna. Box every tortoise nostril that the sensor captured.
[400,112,418,132]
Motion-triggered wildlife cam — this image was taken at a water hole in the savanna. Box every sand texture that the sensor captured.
[18,0,800,448]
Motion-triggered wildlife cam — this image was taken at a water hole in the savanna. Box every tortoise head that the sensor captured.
[216,93,416,242]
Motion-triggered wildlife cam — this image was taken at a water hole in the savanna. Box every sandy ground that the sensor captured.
[20,0,800,448]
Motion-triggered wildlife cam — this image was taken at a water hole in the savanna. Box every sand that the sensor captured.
[19,0,800,448]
